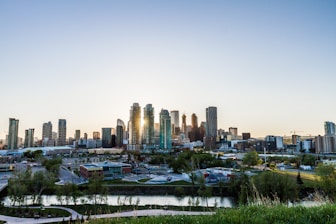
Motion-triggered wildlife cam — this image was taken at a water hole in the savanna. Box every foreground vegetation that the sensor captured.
[0,205,70,218]
[89,204,336,224]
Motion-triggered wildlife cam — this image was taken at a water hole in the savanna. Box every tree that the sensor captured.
[301,154,316,167]
[228,172,251,205]
[197,175,212,209]
[42,158,62,175]
[242,151,261,167]
[252,172,298,203]
[315,163,336,199]
[87,173,108,207]
[7,172,28,206]
[30,171,55,204]
[169,156,189,173]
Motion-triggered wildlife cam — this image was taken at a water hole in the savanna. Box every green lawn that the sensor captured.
[273,169,319,188]
[0,206,71,218]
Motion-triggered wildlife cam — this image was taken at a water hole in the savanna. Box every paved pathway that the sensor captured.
[0,206,214,224]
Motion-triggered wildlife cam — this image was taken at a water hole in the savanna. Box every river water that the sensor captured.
[2,195,236,208]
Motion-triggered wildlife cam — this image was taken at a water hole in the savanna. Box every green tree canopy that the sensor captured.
[242,151,261,167]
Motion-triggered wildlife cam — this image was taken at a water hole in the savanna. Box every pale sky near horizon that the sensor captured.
[1,0,336,140]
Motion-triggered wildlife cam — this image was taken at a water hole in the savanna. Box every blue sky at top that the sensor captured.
[1,0,335,139]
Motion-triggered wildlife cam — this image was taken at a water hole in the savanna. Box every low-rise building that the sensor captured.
[79,161,132,180]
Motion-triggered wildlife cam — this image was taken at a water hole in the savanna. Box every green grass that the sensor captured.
[137,178,151,183]
[0,206,71,218]
[273,170,319,188]
[164,180,192,185]
[64,204,210,215]
[88,204,336,224]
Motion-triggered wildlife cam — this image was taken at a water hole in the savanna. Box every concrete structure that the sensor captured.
[159,109,172,149]
[79,161,132,180]
[7,118,19,150]
[57,119,67,146]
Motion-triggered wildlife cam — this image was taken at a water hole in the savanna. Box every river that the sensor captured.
[2,195,237,208]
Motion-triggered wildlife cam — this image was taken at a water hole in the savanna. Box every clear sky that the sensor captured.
[1,0,335,140]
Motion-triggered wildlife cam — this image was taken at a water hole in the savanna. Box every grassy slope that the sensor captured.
[88,204,336,224]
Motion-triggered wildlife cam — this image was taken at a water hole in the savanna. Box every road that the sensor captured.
[0,206,214,224]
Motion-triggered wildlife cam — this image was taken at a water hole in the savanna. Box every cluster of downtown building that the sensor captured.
[2,103,336,155]
[3,104,218,151]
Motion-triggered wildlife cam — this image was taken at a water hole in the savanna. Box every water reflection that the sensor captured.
[2,195,236,208]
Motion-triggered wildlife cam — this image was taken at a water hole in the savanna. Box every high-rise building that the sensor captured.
[191,113,198,128]
[292,135,301,145]
[75,130,81,141]
[170,110,180,135]
[128,103,141,147]
[102,128,112,148]
[229,127,238,138]
[24,128,34,148]
[206,107,217,138]
[8,118,19,150]
[116,119,125,147]
[143,104,155,145]
[199,122,206,140]
[42,121,52,141]
[242,132,251,140]
[57,119,67,146]
[93,131,100,140]
[189,113,200,142]
[160,109,172,149]
[324,121,336,136]
[181,113,187,135]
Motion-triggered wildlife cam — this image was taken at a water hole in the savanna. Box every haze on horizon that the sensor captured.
[1,0,335,140]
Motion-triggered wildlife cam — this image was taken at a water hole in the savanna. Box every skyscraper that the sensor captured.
[160,109,172,149]
[181,113,187,135]
[24,128,34,148]
[229,127,238,138]
[102,128,112,148]
[143,104,155,145]
[116,119,125,147]
[129,103,141,147]
[57,119,67,146]
[42,121,52,141]
[189,113,200,142]
[206,106,217,138]
[93,131,100,140]
[75,130,81,141]
[8,118,19,150]
[170,110,180,135]
[324,121,336,136]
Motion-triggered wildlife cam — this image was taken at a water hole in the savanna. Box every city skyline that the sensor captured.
[1,1,335,139]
